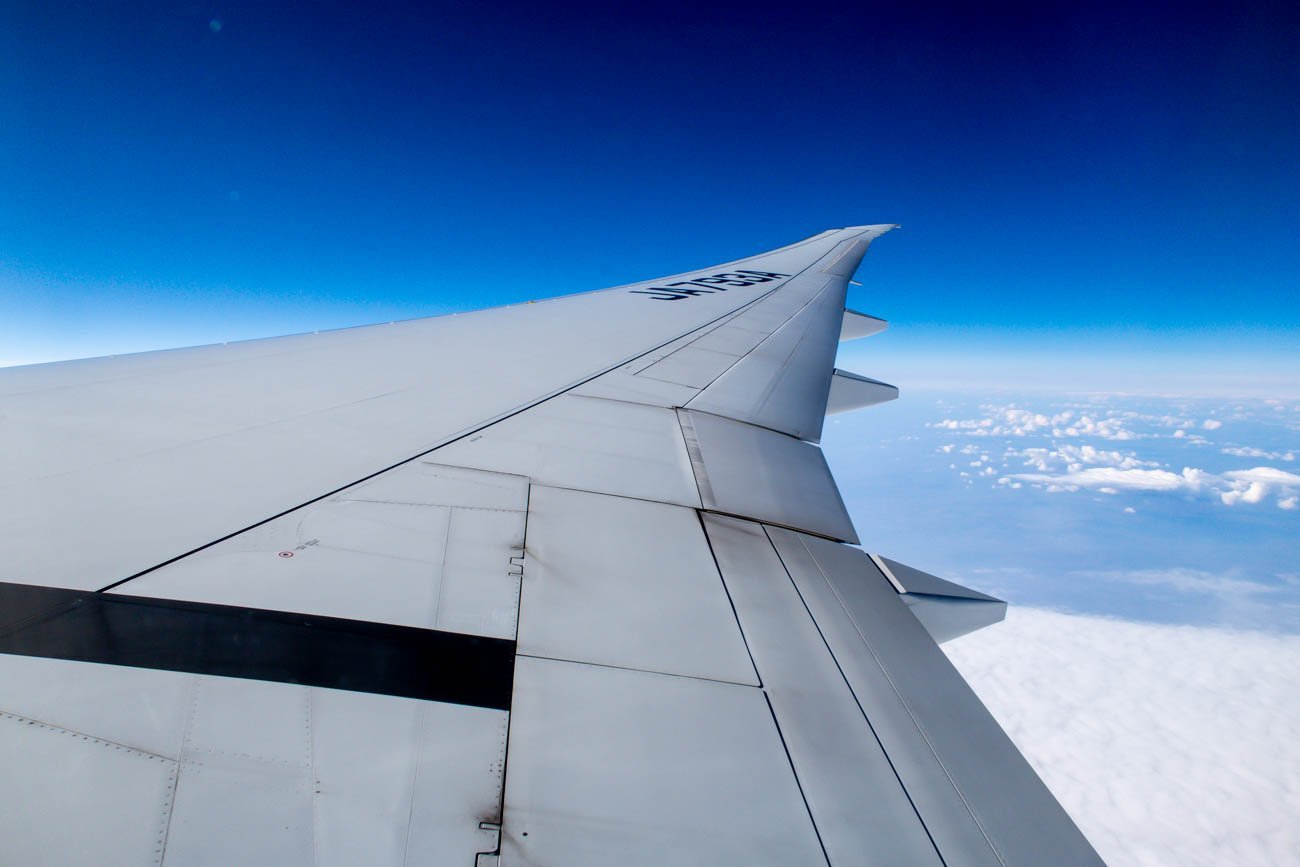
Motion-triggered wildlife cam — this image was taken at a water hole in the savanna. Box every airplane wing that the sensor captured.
[0,225,1101,865]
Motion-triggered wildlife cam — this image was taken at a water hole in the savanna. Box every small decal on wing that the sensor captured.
[629,270,790,301]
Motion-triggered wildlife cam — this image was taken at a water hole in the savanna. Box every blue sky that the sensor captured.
[3,1,1298,377]
[824,391,1300,632]
[4,6,1300,859]
[3,2,1295,619]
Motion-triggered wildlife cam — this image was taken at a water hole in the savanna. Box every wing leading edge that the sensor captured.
[0,226,1100,865]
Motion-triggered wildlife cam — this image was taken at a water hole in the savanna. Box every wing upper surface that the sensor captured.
[0,226,878,589]
[0,225,1101,865]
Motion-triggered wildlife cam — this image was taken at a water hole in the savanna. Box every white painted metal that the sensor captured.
[767,528,1102,866]
[569,366,698,407]
[0,708,178,867]
[685,319,771,356]
[367,697,508,865]
[686,276,843,441]
[116,462,528,639]
[0,656,511,866]
[163,678,317,865]
[0,654,191,758]
[838,309,889,340]
[350,461,529,512]
[518,486,757,685]
[875,554,1001,601]
[2,226,886,590]
[701,514,944,866]
[871,553,1007,642]
[164,676,508,865]
[901,594,1009,643]
[571,324,717,405]
[500,655,824,865]
[678,409,859,543]
[635,344,742,388]
[0,223,1102,864]
[817,236,875,278]
[767,529,1002,864]
[309,690,506,866]
[580,230,893,424]
[119,499,454,625]
[825,369,899,414]
[431,393,702,509]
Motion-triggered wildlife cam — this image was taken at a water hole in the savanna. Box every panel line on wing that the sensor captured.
[91,251,819,595]
[759,691,832,865]
[764,527,951,864]
[797,533,983,818]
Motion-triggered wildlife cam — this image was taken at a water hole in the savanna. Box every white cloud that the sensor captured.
[1007,444,1160,473]
[944,608,1300,866]
[1008,465,1300,509]
[1222,446,1295,461]
[1013,466,1201,492]
[1223,467,1300,485]
[930,401,1279,445]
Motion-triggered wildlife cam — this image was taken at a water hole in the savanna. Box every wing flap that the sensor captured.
[703,513,944,865]
[768,529,1102,866]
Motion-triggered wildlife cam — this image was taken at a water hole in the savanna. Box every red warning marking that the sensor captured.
[278,551,295,558]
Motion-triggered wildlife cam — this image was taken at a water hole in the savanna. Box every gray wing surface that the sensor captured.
[0,226,1101,865]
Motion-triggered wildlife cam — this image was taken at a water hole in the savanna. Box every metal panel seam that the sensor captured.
[692,510,762,689]
[160,675,200,865]
[677,407,822,447]
[818,238,869,275]
[870,552,908,593]
[489,481,533,864]
[714,278,839,419]
[306,688,319,867]
[641,229,870,400]
[398,702,430,867]
[793,533,1004,866]
[764,527,950,867]
[675,274,838,402]
[675,410,715,508]
[512,653,754,689]
[93,275,798,595]
[759,692,831,866]
[0,709,177,762]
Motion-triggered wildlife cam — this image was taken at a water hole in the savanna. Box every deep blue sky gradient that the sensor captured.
[3,1,1298,378]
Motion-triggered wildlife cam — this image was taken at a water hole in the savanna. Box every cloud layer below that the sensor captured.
[945,608,1300,866]
[930,398,1300,509]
